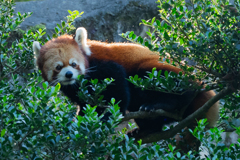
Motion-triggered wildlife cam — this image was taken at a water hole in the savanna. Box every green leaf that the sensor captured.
[12,74,18,80]
[42,82,48,90]
[3,95,7,102]
[1,129,6,137]
[156,20,160,26]
[133,75,139,82]
[142,19,147,24]
[132,33,136,39]
[55,83,61,92]
[208,31,213,38]
[52,33,57,38]
[111,98,116,104]
[56,135,60,143]
[79,11,84,16]
[138,139,142,145]
[180,6,183,12]
[57,24,61,29]
[93,79,98,84]
[164,32,170,40]
[164,71,168,79]
[61,21,66,27]
[68,10,73,14]
[168,144,173,152]
[146,31,152,38]
[55,27,59,33]
[180,38,184,45]
[31,87,35,93]
[151,17,156,24]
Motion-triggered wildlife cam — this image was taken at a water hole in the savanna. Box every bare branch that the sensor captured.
[122,109,181,122]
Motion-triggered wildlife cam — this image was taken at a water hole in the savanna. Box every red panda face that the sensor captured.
[33,27,91,86]
[40,44,87,86]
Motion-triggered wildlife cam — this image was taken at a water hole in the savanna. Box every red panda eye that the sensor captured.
[56,65,62,71]
[71,62,77,67]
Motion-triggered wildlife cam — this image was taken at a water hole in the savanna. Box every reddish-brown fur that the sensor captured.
[87,40,219,127]
[88,40,182,74]
[35,33,219,153]
[37,35,219,128]
[86,39,219,153]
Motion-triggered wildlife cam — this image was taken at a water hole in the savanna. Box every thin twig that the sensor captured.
[0,64,23,81]
[195,65,223,77]
[17,128,35,149]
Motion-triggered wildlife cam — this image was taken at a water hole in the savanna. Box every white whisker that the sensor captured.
[86,69,96,73]
[85,66,97,73]
[87,66,96,70]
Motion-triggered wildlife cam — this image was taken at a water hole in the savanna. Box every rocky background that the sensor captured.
[15,0,158,42]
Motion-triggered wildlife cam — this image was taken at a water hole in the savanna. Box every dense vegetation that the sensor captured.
[0,0,240,159]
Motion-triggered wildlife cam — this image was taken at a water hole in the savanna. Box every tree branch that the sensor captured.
[16,128,35,150]
[122,90,199,123]
[194,65,223,78]
[122,109,181,122]
[138,86,233,143]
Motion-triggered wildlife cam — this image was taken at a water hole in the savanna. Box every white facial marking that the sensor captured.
[57,66,79,85]
[69,58,77,65]
[54,61,63,68]
[79,63,85,74]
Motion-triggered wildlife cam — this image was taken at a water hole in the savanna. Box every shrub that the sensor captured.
[0,0,240,159]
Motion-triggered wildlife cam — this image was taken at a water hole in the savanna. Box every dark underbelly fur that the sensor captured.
[60,59,196,134]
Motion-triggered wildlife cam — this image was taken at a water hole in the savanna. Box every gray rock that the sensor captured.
[15,0,158,42]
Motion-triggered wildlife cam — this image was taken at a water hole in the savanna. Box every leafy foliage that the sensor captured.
[77,75,115,107]
[123,0,240,92]
[1,0,240,159]
[122,0,240,158]
[52,10,83,38]
[128,68,201,94]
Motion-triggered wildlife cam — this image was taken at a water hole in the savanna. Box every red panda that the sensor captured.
[33,27,219,149]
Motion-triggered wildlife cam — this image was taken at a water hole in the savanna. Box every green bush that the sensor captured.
[0,0,240,159]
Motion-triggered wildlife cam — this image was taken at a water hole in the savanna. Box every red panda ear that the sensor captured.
[33,41,41,66]
[75,27,91,56]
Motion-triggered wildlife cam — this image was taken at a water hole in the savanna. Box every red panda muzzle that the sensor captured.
[65,71,73,78]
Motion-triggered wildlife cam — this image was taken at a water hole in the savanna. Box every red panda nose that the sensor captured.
[65,71,73,78]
